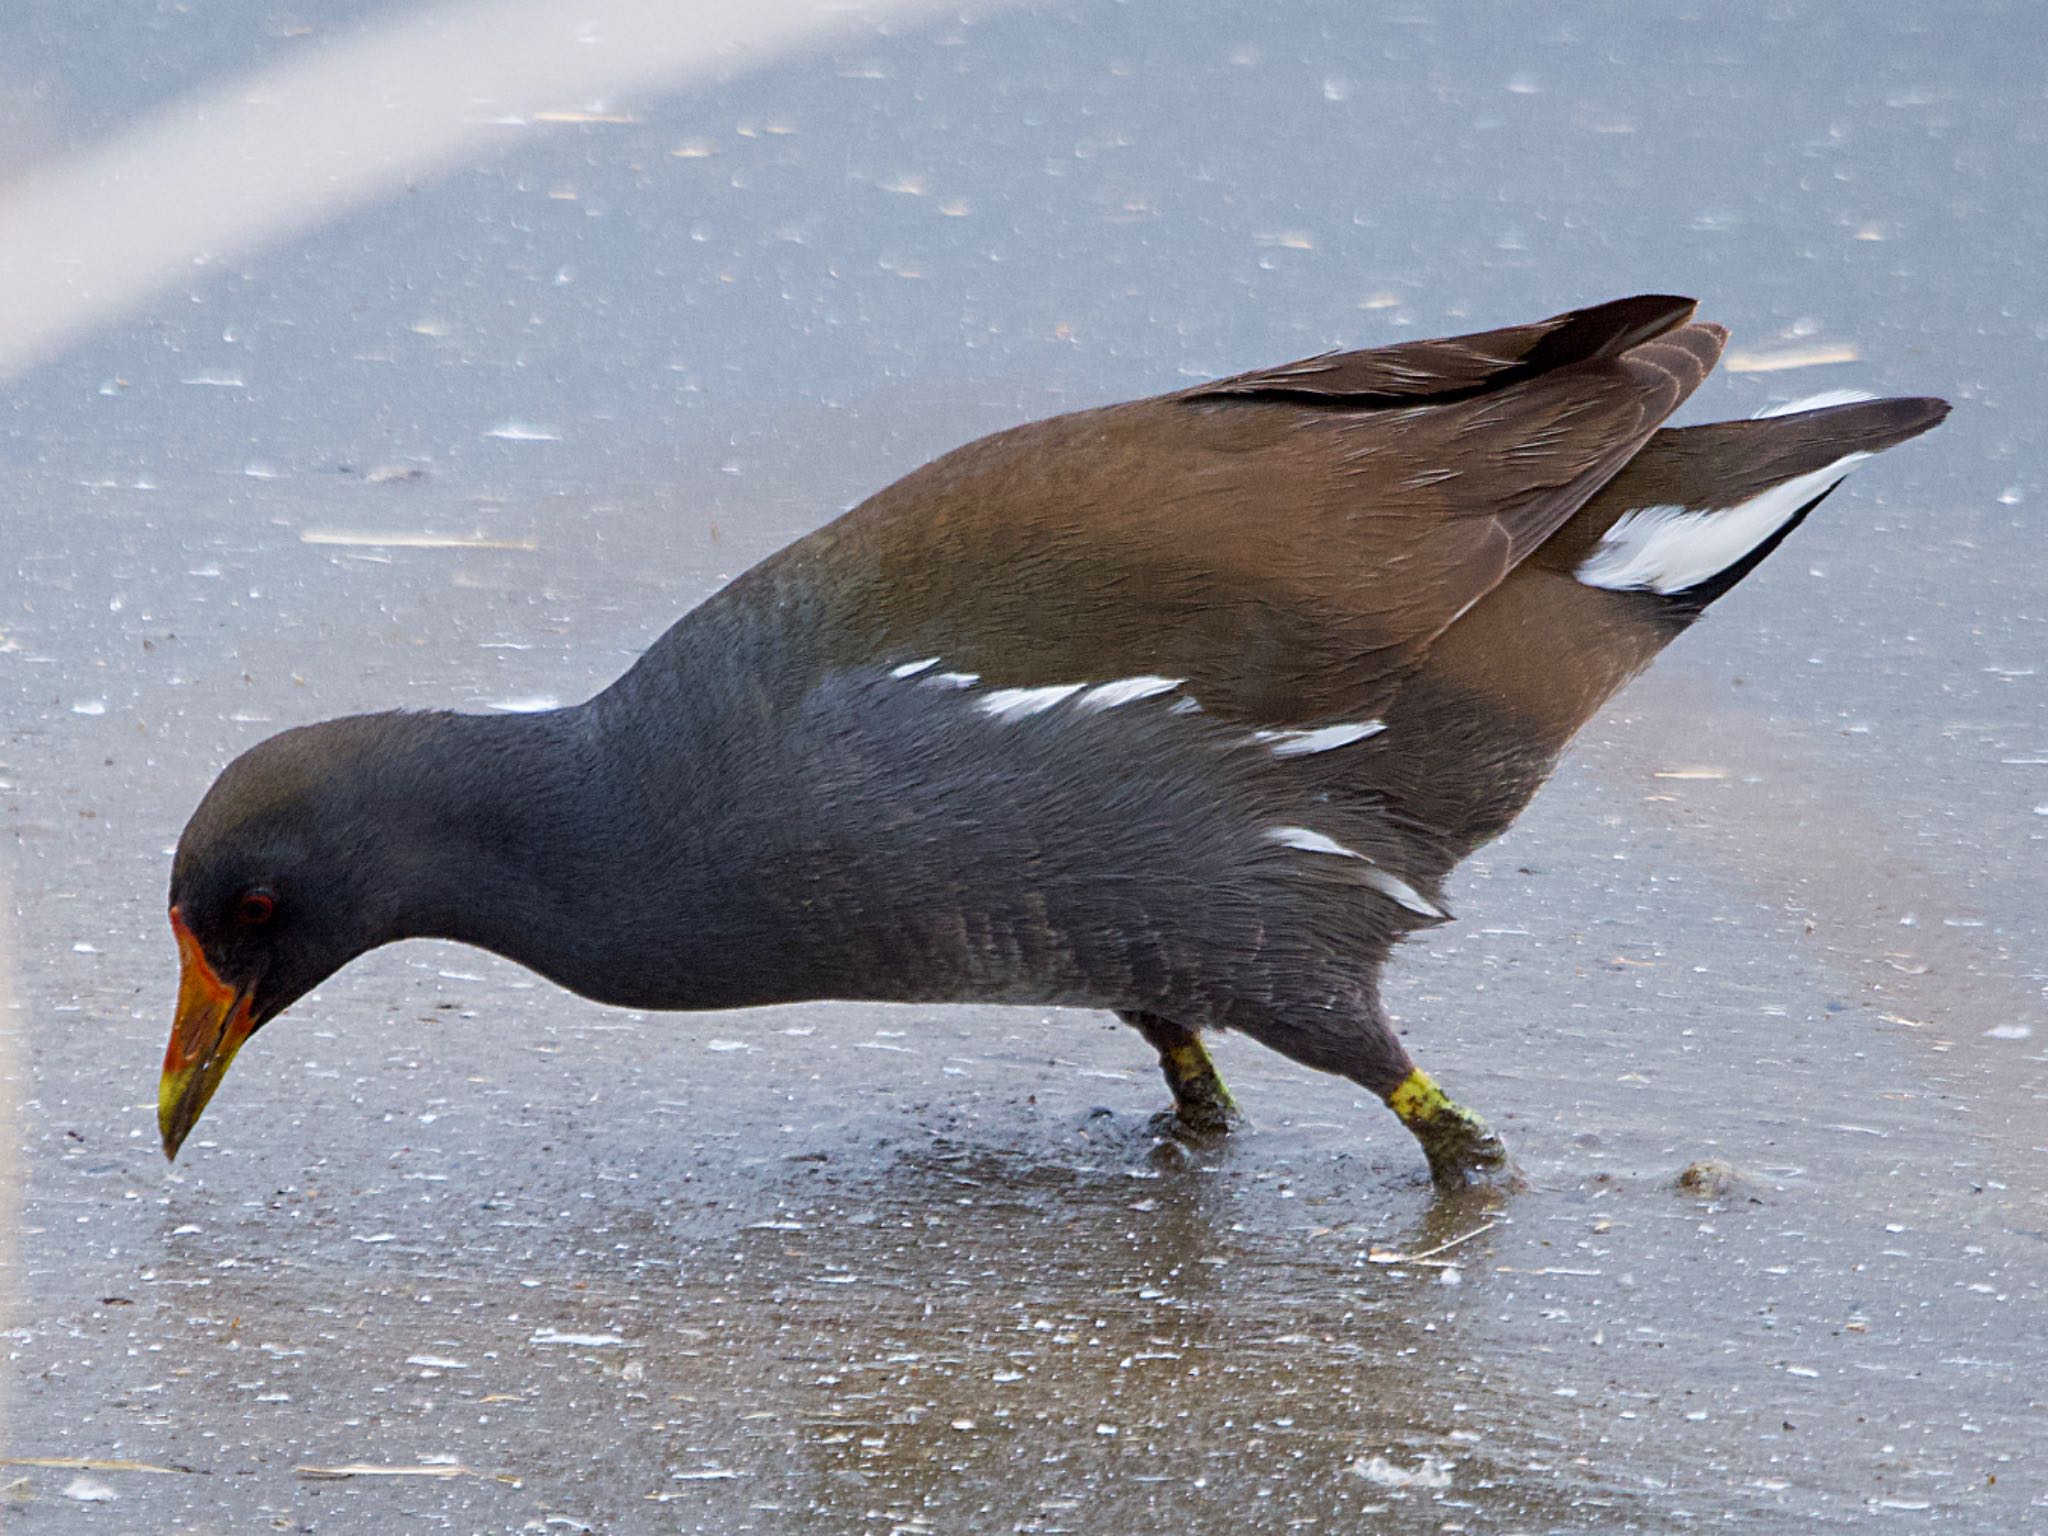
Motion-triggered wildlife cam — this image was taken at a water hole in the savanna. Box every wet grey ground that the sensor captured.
[4,1,2045,1530]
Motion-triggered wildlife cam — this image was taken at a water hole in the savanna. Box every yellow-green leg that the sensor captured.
[1120,1011,1241,1136]
[1387,1067,1510,1187]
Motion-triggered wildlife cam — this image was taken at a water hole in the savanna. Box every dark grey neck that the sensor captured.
[374,699,798,1012]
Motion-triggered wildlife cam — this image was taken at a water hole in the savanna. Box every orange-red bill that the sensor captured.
[158,907,255,1160]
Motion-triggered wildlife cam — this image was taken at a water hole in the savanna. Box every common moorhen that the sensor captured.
[159,295,1947,1185]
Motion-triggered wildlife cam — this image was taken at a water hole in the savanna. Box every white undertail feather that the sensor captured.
[1753,388,1876,419]
[1575,453,1872,596]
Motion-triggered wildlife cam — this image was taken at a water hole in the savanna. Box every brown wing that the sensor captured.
[752,295,1716,724]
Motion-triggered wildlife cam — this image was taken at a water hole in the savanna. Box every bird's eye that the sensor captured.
[237,889,277,926]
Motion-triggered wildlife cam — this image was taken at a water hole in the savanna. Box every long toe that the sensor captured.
[1150,1094,1241,1142]
[1177,1092,1243,1138]
[1424,1121,1518,1190]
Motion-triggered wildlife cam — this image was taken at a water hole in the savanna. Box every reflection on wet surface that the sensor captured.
[4,0,2045,1530]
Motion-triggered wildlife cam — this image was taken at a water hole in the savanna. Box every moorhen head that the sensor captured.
[160,295,1947,1185]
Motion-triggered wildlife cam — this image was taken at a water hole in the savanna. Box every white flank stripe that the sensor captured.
[890,656,940,678]
[1267,827,1446,917]
[1267,825,1364,859]
[1170,696,1204,715]
[925,670,980,689]
[1575,453,1872,596]
[978,683,1085,721]
[1363,868,1447,920]
[1077,675,1183,711]
[1753,388,1876,419]
[1254,721,1385,757]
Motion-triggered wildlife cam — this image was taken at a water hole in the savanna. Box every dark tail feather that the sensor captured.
[1372,390,1947,870]
[1538,393,1951,622]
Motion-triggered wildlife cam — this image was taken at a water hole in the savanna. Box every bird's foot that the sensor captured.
[1389,1068,1521,1191]
[1148,1093,1242,1143]
[1154,1040,1244,1140]
[1422,1117,1520,1191]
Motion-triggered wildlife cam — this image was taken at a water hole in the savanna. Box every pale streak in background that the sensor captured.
[0,0,996,383]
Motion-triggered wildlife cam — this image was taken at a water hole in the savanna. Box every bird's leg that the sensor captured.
[1119,1011,1241,1136]
[1233,998,1512,1188]
[1384,1066,1510,1189]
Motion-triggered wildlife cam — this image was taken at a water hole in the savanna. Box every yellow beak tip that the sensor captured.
[157,1066,203,1161]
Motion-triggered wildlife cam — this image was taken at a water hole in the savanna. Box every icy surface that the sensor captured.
[2,1,2043,1532]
